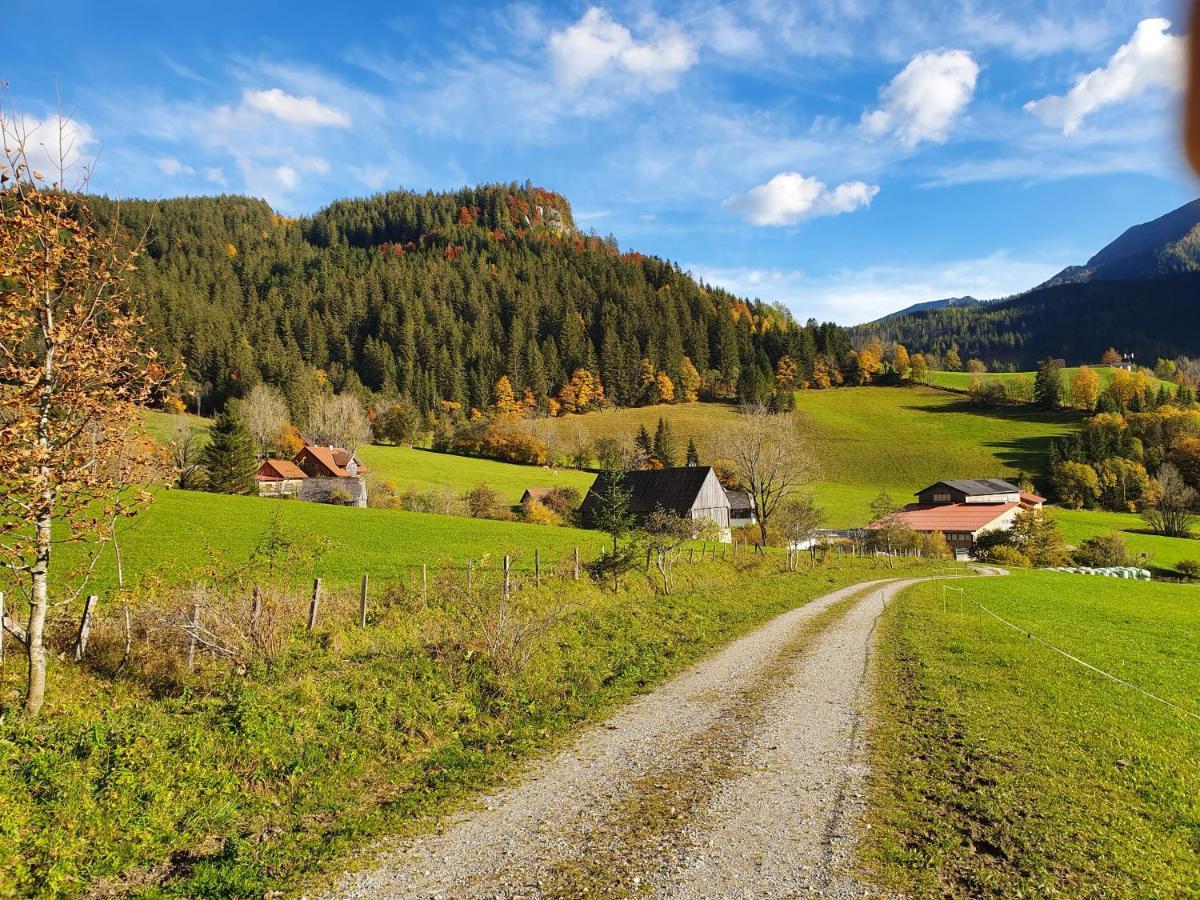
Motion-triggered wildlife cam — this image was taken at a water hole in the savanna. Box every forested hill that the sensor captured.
[85,183,850,418]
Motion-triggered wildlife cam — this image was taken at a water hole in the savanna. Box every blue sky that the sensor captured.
[5,0,1198,323]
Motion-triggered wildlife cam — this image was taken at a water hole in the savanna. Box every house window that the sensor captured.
[933,492,951,502]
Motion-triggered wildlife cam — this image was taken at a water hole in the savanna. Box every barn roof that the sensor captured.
[581,466,726,517]
[873,502,1019,533]
[521,487,555,503]
[920,478,1020,496]
[725,488,754,511]
[297,445,349,477]
[256,459,307,481]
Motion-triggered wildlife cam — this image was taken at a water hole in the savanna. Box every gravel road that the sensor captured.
[326,575,953,899]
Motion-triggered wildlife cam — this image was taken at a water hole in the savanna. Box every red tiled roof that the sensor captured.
[297,445,349,477]
[1020,491,1046,506]
[870,502,1019,533]
[331,447,367,473]
[257,459,307,481]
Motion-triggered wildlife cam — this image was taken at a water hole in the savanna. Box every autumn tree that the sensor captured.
[1100,347,1122,365]
[1143,463,1198,537]
[909,352,928,382]
[720,405,818,546]
[1070,365,1100,411]
[944,343,963,371]
[776,495,824,567]
[239,382,290,458]
[892,344,910,379]
[305,393,372,451]
[774,354,799,389]
[679,356,701,402]
[0,113,165,715]
[655,370,675,403]
[966,358,987,373]
[491,374,520,417]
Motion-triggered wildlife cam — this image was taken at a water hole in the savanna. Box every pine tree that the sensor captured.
[653,417,678,467]
[202,411,259,494]
[635,424,653,458]
[1033,357,1064,409]
[686,437,700,467]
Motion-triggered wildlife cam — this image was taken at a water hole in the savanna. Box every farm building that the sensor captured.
[256,445,369,507]
[518,487,555,508]
[579,466,733,541]
[725,488,757,528]
[870,478,1046,557]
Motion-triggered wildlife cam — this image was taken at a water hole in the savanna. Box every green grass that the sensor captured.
[0,556,938,897]
[926,366,1175,398]
[1054,507,1200,575]
[142,409,209,445]
[18,490,608,599]
[358,445,595,505]
[866,571,1200,896]
[539,401,743,462]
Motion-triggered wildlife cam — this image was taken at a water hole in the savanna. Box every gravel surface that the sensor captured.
[324,575,956,899]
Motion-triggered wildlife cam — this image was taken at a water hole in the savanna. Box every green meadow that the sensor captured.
[867,571,1200,895]
[20,490,608,599]
[358,445,595,504]
[925,366,1175,397]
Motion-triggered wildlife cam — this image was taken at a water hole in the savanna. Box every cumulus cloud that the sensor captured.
[242,87,350,127]
[862,50,979,147]
[724,172,879,226]
[548,7,696,91]
[1,114,95,184]
[1024,18,1185,134]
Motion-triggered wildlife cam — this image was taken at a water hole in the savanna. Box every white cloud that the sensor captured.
[548,7,696,91]
[155,156,194,177]
[862,50,979,147]
[203,166,228,187]
[1,114,95,185]
[274,165,298,189]
[242,87,351,127]
[1024,18,1185,134]
[724,172,879,226]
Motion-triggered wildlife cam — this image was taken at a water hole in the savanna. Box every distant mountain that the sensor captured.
[852,198,1200,368]
[1037,198,1200,288]
[874,295,982,321]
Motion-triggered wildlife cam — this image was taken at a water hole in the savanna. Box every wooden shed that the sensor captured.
[579,466,732,540]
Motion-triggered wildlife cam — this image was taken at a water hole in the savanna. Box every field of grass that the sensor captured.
[538,401,743,463]
[358,445,595,505]
[926,366,1174,397]
[866,571,1200,895]
[16,490,609,599]
[142,408,210,445]
[0,556,940,896]
[1054,507,1200,575]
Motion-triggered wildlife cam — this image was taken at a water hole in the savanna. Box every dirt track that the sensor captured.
[327,575,961,898]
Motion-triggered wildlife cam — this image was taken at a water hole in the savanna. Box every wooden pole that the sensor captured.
[535,548,541,588]
[422,564,428,601]
[74,595,98,662]
[689,547,694,564]
[573,546,580,581]
[467,559,473,590]
[359,573,369,628]
[308,578,322,632]
[187,603,200,673]
[503,555,511,600]
[250,586,262,637]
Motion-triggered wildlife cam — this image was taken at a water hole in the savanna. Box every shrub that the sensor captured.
[463,483,503,519]
[987,545,1032,567]
[921,530,951,559]
[448,420,549,465]
[367,479,400,509]
[523,499,563,526]
[1177,559,1200,580]
[542,486,581,519]
[1073,532,1131,568]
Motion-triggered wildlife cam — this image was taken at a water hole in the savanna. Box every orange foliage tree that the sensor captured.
[680,356,701,402]
[1,111,167,715]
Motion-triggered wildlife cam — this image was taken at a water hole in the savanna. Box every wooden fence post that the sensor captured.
[535,548,541,588]
[308,578,322,632]
[250,586,262,637]
[467,559,473,590]
[73,595,98,662]
[503,555,511,600]
[422,564,428,602]
[573,546,580,581]
[187,603,200,673]
[359,573,369,628]
[689,547,694,564]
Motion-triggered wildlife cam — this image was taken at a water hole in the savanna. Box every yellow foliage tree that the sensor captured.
[1070,365,1101,410]
[680,356,702,402]
[656,371,675,403]
[492,375,520,417]
[909,352,928,382]
[812,358,832,389]
[855,348,881,384]
[892,344,910,378]
[775,354,799,389]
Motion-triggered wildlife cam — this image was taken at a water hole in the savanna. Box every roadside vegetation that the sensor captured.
[866,571,1200,896]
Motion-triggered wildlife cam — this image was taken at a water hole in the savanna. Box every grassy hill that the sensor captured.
[28,490,607,598]
[359,445,595,505]
[869,571,1200,894]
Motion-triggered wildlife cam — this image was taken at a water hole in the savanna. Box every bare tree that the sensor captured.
[720,405,818,545]
[305,393,371,451]
[1143,463,1198,537]
[238,382,290,458]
